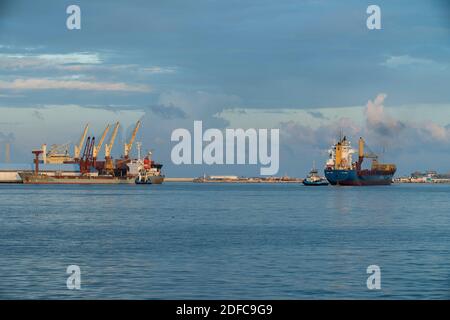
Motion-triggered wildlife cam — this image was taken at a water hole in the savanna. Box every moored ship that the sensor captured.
[324,136,396,186]
[17,120,164,185]
[19,171,135,184]
[134,152,165,184]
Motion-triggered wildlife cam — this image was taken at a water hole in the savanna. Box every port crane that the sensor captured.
[104,122,120,172]
[74,124,89,161]
[358,138,378,160]
[79,136,95,174]
[93,124,110,160]
[123,120,141,159]
[356,137,394,171]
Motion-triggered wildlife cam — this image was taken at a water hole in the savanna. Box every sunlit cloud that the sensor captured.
[0,52,102,69]
[141,66,177,74]
[0,78,151,92]
[380,55,447,70]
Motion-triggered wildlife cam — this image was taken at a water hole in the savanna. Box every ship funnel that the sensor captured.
[335,142,342,169]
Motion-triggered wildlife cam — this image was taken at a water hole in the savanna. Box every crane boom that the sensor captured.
[105,122,120,158]
[124,120,141,158]
[74,123,89,160]
[93,124,110,158]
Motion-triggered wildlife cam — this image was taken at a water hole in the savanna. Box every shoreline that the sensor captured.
[165,177,304,183]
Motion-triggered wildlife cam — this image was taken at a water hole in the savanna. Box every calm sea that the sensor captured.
[0,183,449,299]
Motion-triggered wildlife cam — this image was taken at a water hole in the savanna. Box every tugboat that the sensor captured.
[303,162,329,186]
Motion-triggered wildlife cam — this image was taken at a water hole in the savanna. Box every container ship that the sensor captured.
[324,136,396,186]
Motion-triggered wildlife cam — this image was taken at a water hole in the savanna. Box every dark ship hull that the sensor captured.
[324,168,395,186]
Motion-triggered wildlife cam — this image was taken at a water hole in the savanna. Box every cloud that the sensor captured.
[32,110,44,120]
[421,121,449,142]
[280,94,450,163]
[307,110,327,119]
[158,90,242,120]
[0,132,15,143]
[37,53,101,64]
[380,55,446,70]
[141,66,177,74]
[0,52,101,69]
[148,104,187,119]
[281,116,361,148]
[58,64,177,75]
[364,94,450,148]
[365,93,405,137]
[0,78,151,92]
[0,93,24,98]
[0,52,177,77]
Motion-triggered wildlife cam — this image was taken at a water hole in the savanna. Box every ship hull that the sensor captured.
[324,169,394,186]
[302,180,329,186]
[135,175,165,185]
[19,173,136,185]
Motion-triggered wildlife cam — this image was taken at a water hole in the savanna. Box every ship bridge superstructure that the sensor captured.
[326,136,356,170]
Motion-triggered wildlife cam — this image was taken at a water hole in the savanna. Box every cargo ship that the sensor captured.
[19,151,164,185]
[13,120,164,185]
[19,171,135,184]
[0,163,80,183]
[324,136,396,186]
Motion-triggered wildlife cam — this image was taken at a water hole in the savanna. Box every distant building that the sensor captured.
[208,175,239,180]
[411,170,437,178]
[410,171,424,178]
[425,170,437,178]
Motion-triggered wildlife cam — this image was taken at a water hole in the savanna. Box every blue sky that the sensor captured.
[0,0,450,176]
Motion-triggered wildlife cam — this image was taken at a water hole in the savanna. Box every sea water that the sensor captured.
[0,183,449,299]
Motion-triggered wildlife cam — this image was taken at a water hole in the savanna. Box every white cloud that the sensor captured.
[365,93,405,137]
[422,121,449,142]
[37,53,102,64]
[158,90,242,118]
[380,55,446,69]
[0,52,102,69]
[141,66,177,74]
[0,78,151,92]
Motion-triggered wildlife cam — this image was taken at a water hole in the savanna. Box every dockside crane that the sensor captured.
[357,137,396,172]
[93,124,110,160]
[357,137,379,170]
[123,120,141,159]
[80,136,95,174]
[104,122,120,173]
[74,124,89,161]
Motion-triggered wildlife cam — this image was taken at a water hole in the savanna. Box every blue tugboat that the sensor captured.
[303,162,329,186]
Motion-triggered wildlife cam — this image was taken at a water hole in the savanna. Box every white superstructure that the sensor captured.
[325,136,356,170]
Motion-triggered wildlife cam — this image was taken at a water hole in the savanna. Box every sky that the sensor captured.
[0,0,450,176]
